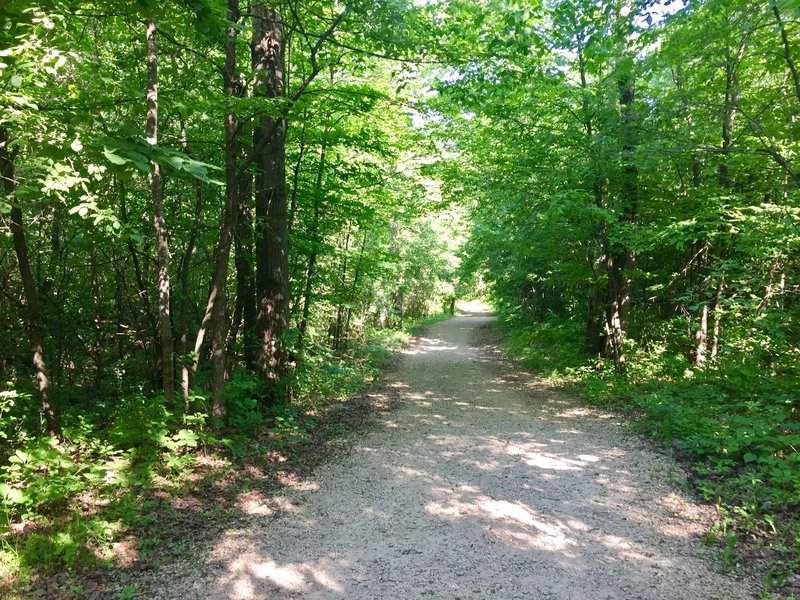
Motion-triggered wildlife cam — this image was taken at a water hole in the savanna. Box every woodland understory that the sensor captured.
[1,0,799,597]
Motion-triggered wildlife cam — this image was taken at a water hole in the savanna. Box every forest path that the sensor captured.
[146,307,756,600]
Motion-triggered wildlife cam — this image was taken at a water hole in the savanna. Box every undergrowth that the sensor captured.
[0,314,444,597]
[496,311,800,596]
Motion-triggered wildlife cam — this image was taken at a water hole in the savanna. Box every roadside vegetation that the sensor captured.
[0,313,454,597]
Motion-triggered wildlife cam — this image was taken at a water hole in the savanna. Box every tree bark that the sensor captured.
[333,229,350,351]
[603,60,638,374]
[297,141,327,354]
[773,2,800,107]
[1,127,61,436]
[208,0,243,420]
[146,18,175,401]
[234,153,257,370]
[343,232,369,342]
[287,112,308,233]
[252,3,289,403]
[695,302,709,367]
[718,37,745,188]
[709,279,725,362]
[584,284,604,357]
[175,112,205,404]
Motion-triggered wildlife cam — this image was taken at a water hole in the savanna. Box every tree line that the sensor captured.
[1,0,460,439]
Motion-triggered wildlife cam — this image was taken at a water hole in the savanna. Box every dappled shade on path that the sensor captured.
[143,308,755,599]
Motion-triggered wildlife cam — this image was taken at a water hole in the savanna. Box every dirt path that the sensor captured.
[144,309,756,599]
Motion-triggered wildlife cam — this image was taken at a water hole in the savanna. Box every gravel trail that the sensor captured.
[145,309,756,599]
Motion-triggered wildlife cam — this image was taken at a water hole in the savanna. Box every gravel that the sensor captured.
[140,310,757,599]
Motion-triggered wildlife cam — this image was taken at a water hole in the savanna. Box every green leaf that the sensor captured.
[0,483,26,504]
[103,147,128,166]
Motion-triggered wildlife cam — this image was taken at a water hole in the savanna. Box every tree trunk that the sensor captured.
[234,160,257,370]
[208,0,243,420]
[178,182,203,402]
[695,302,709,367]
[718,37,745,188]
[297,142,327,354]
[1,127,61,436]
[296,236,318,354]
[343,232,369,342]
[146,18,175,401]
[287,113,308,233]
[711,279,724,362]
[252,3,289,403]
[773,1,800,108]
[604,62,638,374]
[175,112,205,403]
[114,254,125,369]
[605,262,627,372]
[333,229,350,352]
[584,285,604,357]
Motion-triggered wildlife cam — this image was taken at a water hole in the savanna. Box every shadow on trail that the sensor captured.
[144,311,753,600]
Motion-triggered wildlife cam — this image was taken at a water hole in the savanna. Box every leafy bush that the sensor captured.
[109,394,175,462]
[223,371,263,434]
[0,438,108,521]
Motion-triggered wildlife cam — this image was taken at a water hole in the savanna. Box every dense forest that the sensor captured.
[1,0,799,595]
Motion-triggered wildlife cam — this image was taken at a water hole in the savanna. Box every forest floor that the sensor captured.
[101,307,758,599]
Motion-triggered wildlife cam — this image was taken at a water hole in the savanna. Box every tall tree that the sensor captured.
[252,3,289,402]
[1,127,61,437]
[145,17,175,402]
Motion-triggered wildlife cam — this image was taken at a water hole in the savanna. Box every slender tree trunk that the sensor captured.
[178,183,203,402]
[90,246,104,389]
[174,111,205,403]
[296,238,318,353]
[333,229,350,351]
[234,163,257,370]
[691,245,718,368]
[1,127,61,436]
[710,279,724,362]
[773,2,800,107]
[287,112,307,233]
[146,18,175,401]
[252,3,289,402]
[695,303,709,367]
[343,232,369,341]
[297,142,327,353]
[718,38,745,188]
[584,284,604,356]
[602,75,638,373]
[114,256,125,368]
[208,0,243,420]
[673,67,715,368]
[605,265,627,372]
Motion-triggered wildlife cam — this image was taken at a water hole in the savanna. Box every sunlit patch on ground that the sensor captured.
[138,311,755,599]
